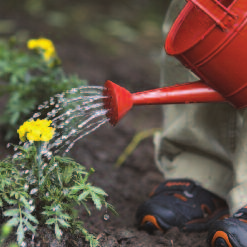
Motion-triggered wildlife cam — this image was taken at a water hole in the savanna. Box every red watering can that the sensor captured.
[104,0,247,125]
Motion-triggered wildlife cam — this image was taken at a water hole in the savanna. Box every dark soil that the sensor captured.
[0,1,208,246]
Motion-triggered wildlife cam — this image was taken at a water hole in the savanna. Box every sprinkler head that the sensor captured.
[103,80,133,126]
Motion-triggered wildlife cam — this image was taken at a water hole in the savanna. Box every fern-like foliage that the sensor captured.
[0,144,114,246]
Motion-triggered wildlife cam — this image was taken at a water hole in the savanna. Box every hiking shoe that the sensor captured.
[207,205,247,246]
[136,179,229,232]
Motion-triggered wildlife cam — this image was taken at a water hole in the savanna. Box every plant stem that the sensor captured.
[114,128,161,168]
[35,142,43,188]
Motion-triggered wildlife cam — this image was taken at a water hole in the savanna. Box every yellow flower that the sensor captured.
[43,46,55,62]
[17,119,55,142]
[27,38,58,66]
[27,38,54,52]
[27,39,38,49]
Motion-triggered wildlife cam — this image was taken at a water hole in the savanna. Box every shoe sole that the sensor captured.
[141,209,229,232]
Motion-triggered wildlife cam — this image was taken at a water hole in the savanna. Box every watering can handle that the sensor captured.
[187,0,238,30]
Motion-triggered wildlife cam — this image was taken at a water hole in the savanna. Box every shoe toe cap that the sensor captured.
[214,238,229,247]
[136,201,177,231]
[208,218,247,246]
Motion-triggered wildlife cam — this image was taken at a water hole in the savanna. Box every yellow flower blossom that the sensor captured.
[27,38,58,66]
[27,38,54,53]
[17,119,55,142]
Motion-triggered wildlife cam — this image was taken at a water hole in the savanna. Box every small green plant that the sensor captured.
[0,37,87,140]
[0,119,115,246]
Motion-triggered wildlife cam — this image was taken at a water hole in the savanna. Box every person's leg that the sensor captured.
[138,98,236,231]
[136,0,237,232]
[154,102,235,198]
[227,109,247,214]
[207,109,247,247]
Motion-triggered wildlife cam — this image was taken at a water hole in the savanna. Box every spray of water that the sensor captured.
[28,85,109,156]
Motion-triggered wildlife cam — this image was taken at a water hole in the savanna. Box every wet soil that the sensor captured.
[0,1,208,246]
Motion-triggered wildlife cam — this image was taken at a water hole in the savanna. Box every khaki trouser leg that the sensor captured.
[156,0,247,214]
[154,101,235,199]
[227,109,247,214]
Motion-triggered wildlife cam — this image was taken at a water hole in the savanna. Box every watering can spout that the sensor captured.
[103,80,225,126]
[103,80,133,126]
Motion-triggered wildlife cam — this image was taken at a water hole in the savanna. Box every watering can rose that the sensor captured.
[17,119,55,142]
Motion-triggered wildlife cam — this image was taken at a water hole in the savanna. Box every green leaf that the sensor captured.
[3,209,19,217]
[6,217,20,226]
[55,156,74,164]
[81,201,91,216]
[45,218,56,225]
[58,213,71,220]
[78,191,90,201]
[10,191,16,198]
[81,230,99,247]
[55,223,61,240]
[71,185,84,192]
[41,210,54,216]
[23,219,36,233]
[63,165,73,184]
[3,194,17,205]
[58,218,70,228]
[56,169,63,188]
[20,196,31,210]
[90,186,108,196]
[91,193,102,210]
[106,203,118,216]
[22,212,39,224]
[17,222,24,246]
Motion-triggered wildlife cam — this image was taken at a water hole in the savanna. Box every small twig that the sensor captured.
[114,128,161,168]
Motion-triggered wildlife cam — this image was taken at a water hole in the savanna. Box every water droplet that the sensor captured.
[103,214,110,221]
[33,113,41,118]
[30,188,38,195]
[30,179,37,184]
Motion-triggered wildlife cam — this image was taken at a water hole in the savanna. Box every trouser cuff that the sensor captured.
[227,182,247,215]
